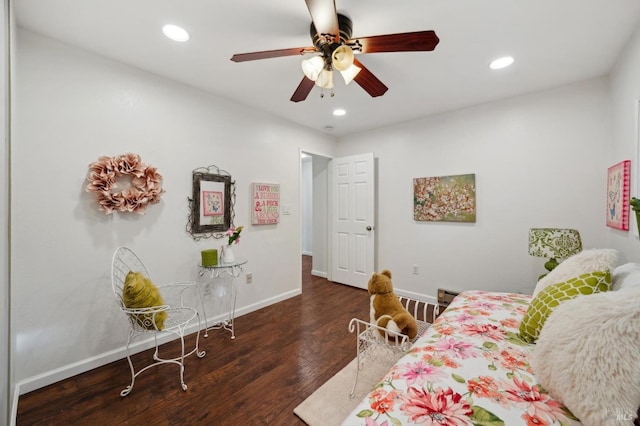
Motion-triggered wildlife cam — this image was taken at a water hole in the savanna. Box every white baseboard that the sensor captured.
[310,269,327,278]
[17,330,187,395]
[233,289,300,318]
[16,289,302,396]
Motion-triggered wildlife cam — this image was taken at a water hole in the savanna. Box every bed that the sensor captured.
[342,290,577,425]
[342,250,640,426]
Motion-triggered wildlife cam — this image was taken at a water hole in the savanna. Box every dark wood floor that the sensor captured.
[16,256,370,425]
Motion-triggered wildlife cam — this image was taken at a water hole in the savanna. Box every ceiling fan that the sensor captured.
[230,0,440,102]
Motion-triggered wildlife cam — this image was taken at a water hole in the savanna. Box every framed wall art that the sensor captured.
[202,191,224,217]
[413,173,476,222]
[252,182,280,225]
[606,160,630,230]
[187,165,236,239]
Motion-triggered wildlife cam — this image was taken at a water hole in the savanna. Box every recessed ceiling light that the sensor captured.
[489,56,514,70]
[333,108,346,116]
[162,24,190,42]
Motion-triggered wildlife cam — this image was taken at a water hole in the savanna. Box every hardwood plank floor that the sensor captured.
[16,256,370,425]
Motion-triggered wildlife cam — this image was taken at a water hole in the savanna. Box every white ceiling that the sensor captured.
[14,0,640,137]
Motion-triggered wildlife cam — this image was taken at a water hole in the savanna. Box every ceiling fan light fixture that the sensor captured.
[316,68,334,89]
[162,24,190,42]
[340,64,361,85]
[301,56,324,81]
[331,45,355,71]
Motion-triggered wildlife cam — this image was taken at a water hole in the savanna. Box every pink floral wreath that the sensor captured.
[86,153,164,214]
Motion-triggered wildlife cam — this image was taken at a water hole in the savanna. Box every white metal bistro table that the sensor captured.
[197,257,247,339]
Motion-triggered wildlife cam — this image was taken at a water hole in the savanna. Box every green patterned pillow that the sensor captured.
[519,270,611,342]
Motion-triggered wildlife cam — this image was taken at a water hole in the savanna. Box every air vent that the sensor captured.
[437,288,460,307]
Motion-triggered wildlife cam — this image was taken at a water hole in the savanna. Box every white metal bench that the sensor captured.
[348,296,441,398]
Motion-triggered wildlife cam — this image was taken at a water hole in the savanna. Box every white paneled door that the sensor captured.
[329,153,376,289]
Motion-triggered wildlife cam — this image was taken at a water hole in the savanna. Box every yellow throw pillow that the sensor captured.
[519,270,611,342]
[123,271,167,330]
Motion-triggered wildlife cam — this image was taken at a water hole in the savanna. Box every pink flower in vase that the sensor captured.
[226,226,243,245]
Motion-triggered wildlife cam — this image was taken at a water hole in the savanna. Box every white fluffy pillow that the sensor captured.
[612,263,640,291]
[532,248,619,297]
[531,288,640,426]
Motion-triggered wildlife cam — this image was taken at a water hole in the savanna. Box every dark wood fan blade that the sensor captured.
[231,47,316,62]
[290,77,315,102]
[352,58,388,98]
[305,0,339,44]
[352,31,439,54]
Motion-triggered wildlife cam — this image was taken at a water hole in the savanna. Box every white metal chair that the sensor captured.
[111,246,205,396]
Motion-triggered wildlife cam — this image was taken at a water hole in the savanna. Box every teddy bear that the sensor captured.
[368,269,418,340]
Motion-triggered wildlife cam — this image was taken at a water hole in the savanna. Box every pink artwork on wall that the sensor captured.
[202,191,223,217]
[252,182,280,225]
[606,160,630,230]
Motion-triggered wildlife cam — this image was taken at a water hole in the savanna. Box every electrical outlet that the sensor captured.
[246,272,253,284]
[412,264,419,275]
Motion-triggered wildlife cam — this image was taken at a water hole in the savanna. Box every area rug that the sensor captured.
[294,357,394,425]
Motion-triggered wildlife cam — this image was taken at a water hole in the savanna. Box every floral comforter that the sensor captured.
[342,291,580,426]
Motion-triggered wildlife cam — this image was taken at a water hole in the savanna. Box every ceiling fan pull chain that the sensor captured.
[319,87,335,98]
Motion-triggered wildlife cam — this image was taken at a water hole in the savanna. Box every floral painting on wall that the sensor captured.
[413,173,476,222]
[606,160,630,230]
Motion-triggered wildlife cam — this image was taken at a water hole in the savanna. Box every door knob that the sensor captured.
[366,226,372,231]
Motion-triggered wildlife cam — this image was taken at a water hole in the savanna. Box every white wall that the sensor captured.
[337,78,612,296]
[608,25,640,259]
[301,156,312,255]
[1,0,10,422]
[12,29,337,392]
[311,154,330,277]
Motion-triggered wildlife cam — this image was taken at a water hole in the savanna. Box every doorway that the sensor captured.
[301,151,377,288]
[301,151,331,279]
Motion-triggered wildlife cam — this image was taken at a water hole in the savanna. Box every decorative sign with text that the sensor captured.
[252,182,280,225]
